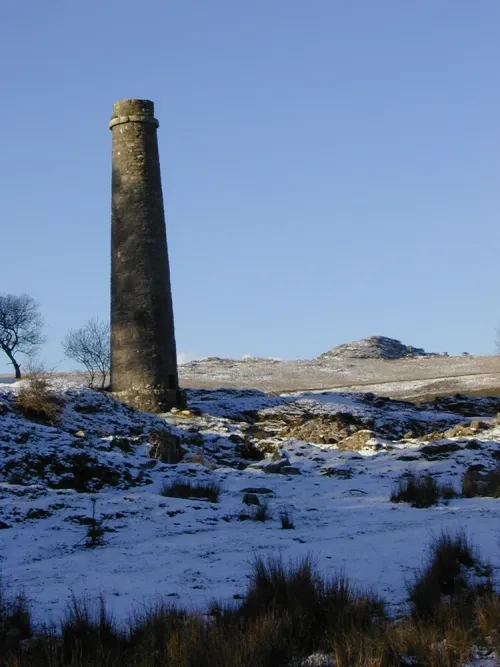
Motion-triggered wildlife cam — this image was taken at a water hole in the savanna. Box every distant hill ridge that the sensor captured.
[318,336,438,360]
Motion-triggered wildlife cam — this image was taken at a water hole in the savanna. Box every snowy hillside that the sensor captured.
[1,378,500,638]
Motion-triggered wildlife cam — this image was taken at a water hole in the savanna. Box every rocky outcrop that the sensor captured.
[337,430,381,451]
[318,336,436,360]
[277,414,370,445]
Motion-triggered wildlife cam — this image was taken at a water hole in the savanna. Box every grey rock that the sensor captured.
[242,493,260,506]
[240,487,275,494]
[318,336,436,360]
[148,430,184,463]
[263,461,301,475]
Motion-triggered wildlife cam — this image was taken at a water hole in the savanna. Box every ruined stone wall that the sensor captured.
[110,99,180,411]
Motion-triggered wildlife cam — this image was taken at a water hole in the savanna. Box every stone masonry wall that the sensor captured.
[110,99,180,412]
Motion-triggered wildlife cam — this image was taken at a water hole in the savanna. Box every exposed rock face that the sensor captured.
[423,420,492,443]
[337,430,380,451]
[318,336,435,360]
[277,414,369,445]
[242,493,260,505]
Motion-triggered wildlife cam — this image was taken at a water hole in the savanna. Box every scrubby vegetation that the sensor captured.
[392,467,500,507]
[16,366,63,425]
[84,499,106,548]
[2,535,499,666]
[239,498,272,522]
[253,498,271,522]
[160,479,221,503]
[0,584,32,655]
[407,530,492,620]
[462,464,500,498]
[279,507,294,529]
[390,471,457,508]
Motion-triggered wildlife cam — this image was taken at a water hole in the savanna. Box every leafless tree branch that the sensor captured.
[0,293,45,378]
[62,318,110,389]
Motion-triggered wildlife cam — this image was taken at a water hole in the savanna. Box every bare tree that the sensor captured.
[0,293,45,379]
[62,318,110,388]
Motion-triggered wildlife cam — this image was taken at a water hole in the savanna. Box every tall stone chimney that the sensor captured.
[109,99,181,412]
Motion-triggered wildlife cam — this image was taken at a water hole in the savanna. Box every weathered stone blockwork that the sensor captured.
[110,99,181,412]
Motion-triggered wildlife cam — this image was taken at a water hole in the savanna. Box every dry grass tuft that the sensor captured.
[408,530,492,621]
[462,465,500,498]
[390,472,440,508]
[16,364,63,425]
[1,537,499,666]
[160,479,221,503]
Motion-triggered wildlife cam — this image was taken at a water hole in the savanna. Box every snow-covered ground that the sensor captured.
[1,379,500,644]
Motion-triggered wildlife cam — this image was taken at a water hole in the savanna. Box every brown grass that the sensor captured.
[16,366,63,425]
[2,540,499,667]
[408,530,492,621]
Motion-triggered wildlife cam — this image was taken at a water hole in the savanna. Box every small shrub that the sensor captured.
[253,499,271,522]
[0,582,32,656]
[475,593,500,655]
[128,603,198,662]
[16,364,63,425]
[374,609,478,667]
[279,507,294,529]
[60,596,120,665]
[390,472,440,508]
[85,499,105,548]
[462,465,500,498]
[440,483,458,500]
[160,479,221,503]
[408,530,492,620]
[62,318,110,389]
[239,555,385,657]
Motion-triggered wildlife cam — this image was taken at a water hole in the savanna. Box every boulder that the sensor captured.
[240,487,275,495]
[444,421,490,439]
[148,430,184,464]
[262,460,301,475]
[242,493,260,506]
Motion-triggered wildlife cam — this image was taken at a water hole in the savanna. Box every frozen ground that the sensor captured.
[1,379,500,649]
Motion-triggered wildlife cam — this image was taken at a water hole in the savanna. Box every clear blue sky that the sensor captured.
[1,1,499,371]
